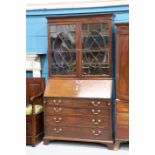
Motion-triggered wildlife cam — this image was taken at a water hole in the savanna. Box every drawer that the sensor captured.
[45,126,112,141]
[116,124,129,139]
[116,100,129,113]
[116,113,129,125]
[45,106,111,118]
[45,115,111,128]
[44,98,111,108]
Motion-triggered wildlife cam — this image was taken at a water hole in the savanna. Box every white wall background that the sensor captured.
[26,0,129,10]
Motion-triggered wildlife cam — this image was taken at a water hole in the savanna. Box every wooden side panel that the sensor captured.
[26,121,32,136]
[116,100,129,113]
[115,100,129,140]
[116,24,129,100]
[36,113,44,135]
[115,23,129,143]
[116,124,129,140]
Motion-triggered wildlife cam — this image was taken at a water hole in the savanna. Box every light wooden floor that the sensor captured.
[26,141,129,155]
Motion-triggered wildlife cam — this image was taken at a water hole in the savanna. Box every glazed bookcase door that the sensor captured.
[47,15,112,78]
[49,24,77,76]
[81,23,111,76]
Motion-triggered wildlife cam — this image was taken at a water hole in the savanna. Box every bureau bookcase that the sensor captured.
[43,14,114,149]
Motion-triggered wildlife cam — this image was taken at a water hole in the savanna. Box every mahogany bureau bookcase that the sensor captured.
[43,14,114,149]
[114,23,129,150]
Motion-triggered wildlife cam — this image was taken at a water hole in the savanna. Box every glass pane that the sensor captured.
[50,25,76,75]
[82,23,110,76]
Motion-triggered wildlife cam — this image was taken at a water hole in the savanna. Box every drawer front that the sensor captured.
[45,106,111,117]
[116,100,129,113]
[45,98,111,108]
[45,126,112,141]
[45,115,111,128]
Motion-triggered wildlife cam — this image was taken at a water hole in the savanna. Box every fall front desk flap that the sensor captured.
[44,79,112,99]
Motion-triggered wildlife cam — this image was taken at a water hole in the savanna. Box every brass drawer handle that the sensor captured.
[92,130,102,136]
[53,117,62,123]
[53,100,56,103]
[54,102,62,106]
[53,128,62,133]
[91,101,101,106]
[107,102,111,106]
[53,107,62,112]
[92,119,101,125]
[55,102,60,106]
[92,109,101,115]
[53,100,62,105]
[58,100,62,103]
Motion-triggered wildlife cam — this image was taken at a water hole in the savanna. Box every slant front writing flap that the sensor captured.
[44,79,112,99]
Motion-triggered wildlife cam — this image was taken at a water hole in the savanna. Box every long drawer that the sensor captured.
[44,115,111,128]
[45,126,112,141]
[44,98,111,108]
[45,106,111,117]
